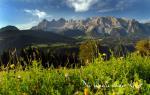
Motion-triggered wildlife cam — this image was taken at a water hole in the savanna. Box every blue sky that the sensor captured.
[0,0,150,29]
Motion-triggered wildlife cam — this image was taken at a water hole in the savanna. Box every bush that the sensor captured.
[135,39,150,56]
[79,40,100,65]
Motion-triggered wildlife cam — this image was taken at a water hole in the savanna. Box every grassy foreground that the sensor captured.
[0,53,150,95]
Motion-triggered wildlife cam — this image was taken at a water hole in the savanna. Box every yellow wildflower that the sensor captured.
[120,57,124,60]
[95,84,101,89]
[74,91,79,95]
[102,53,106,56]
[84,87,89,95]
[65,73,69,78]
[133,80,141,90]
[21,92,28,95]
[10,64,15,69]
[17,75,21,79]
[112,91,116,95]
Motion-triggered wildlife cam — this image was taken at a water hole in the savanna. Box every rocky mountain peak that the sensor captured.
[40,19,50,25]
[58,18,66,22]
[31,17,150,37]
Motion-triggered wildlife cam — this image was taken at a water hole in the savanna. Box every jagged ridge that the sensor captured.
[31,16,150,38]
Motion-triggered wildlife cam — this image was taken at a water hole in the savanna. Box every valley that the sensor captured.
[0,17,149,95]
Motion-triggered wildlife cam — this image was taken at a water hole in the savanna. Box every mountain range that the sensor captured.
[0,16,149,53]
[31,16,150,38]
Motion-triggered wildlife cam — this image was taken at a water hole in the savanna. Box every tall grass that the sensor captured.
[0,52,150,95]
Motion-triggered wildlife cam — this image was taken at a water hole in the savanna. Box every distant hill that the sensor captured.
[145,22,150,27]
[0,26,77,53]
[0,25,19,32]
[1,17,150,53]
[31,17,150,38]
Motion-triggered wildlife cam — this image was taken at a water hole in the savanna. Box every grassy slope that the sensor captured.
[0,53,150,95]
[0,30,77,53]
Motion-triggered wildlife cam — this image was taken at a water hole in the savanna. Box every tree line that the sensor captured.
[0,39,149,69]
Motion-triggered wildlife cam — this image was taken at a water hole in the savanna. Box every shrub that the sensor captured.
[79,40,100,65]
[135,39,150,56]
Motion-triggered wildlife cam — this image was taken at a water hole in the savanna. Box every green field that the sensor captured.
[0,52,150,95]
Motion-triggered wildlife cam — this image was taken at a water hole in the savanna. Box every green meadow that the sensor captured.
[0,52,150,95]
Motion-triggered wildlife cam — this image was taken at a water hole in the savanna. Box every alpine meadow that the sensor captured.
[0,0,150,95]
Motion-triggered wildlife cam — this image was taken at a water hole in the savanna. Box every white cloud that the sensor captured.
[24,9,50,19]
[66,0,98,12]
[116,0,136,10]
[16,21,38,30]
[66,0,136,13]
[138,19,150,23]
[13,0,42,3]
[94,0,137,13]
[98,8,116,13]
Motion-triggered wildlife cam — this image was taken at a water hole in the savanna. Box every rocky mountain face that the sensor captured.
[31,17,150,38]
[31,18,66,31]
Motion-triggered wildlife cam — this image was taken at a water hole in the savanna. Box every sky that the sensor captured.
[0,0,150,29]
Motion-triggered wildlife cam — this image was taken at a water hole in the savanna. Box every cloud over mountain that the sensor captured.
[65,0,138,13]
[24,9,50,19]
[66,0,98,12]
[1,0,150,29]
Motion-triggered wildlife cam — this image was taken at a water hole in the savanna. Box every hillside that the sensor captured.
[0,26,77,53]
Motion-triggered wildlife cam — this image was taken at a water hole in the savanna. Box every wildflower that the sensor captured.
[84,87,89,95]
[32,60,37,65]
[10,64,15,69]
[112,90,116,95]
[17,75,21,79]
[74,91,79,95]
[94,84,101,89]
[133,80,142,90]
[119,57,124,60]
[102,53,106,56]
[22,92,28,95]
[65,73,69,78]
[137,51,140,54]
[82,80,87,85]
[105,81,108,84]
[82,80,90,88]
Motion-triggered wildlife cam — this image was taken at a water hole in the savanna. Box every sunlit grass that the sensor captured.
[0,52,150,95]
